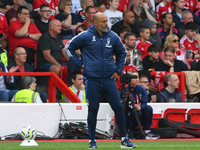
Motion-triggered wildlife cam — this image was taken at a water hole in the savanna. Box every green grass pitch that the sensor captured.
[1,140,200,150]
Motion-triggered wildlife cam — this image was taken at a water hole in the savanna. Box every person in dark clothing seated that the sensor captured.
[143,45,162,71]
[123,70,160,139]
[156,46,189,72]
[8,47,47,103]
[111,10,139,37]
[157,73,183,102]
[139,73,157,103]
[34,4,51,34]
[55,0,82,39]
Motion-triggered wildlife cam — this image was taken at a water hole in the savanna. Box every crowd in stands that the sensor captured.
[0,0,200,103]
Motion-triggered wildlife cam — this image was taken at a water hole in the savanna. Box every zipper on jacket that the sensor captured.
[101,38,104,78]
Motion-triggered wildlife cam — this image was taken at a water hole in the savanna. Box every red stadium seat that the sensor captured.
[188,109,200,124]
[164,108,187,122]
[151,114,162,128]
[60,66,68,85]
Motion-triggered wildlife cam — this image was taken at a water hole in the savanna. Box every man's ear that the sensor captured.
[139,32,143,38]
[124,38,127,43]
[94,20,98,27]
[71,79,75,84]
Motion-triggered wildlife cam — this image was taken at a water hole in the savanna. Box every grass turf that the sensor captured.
[0,140,200,150]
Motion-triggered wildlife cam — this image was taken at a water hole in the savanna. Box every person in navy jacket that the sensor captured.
[157,73,183,102]
[65,12,136,149]
[122,70,160,140]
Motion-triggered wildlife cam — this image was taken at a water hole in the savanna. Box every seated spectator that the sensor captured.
[186,50,198,70]
[37,19,69,76]
[158,13,178,47]
[123,70,159,139]
[155,0,172,24]
[0,13,8,49]
[56,0,82,39]
[121,50,137,74]
[160,34,190,69]
[7,6,41,65]
[111,10,139,36]
[143,45,162,71]
[180,22,200,59]
[8,47,47,102]
[0,0,13,14]
[139,73,157,103]
[34,4,51,34]
[178,10,200,38]
[124,32,143,70]
[75,24,88,35]
[118,26,130,44]
[12,76,43,103]
[82,6,96,28]
[156,46,189,72]
[62,71,86,103]
[5,0,25,23]
[0,62,18,102]
[157,73,183,102]
[172,0,200,32]
[77,0,95,22]
[32,0,59,20]
[143,19,162,49]
[103,0,122,28]
[135,25,152,59]
[129,0,156,24]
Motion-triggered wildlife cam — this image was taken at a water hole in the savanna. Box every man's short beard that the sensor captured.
[98,24,108,32]
[127,45,135,49]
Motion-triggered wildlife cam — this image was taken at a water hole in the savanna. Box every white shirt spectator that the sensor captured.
[103,9,123,28]
[71,0,82,14]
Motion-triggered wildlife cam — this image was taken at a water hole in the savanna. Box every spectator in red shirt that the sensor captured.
[135,25,152,59]
[155,0,172,24]
[32,0,59,20]
[179,22,200,58]
[7,6,41,65]
[184,0,198,13]
[82,6,96,28]
[0,13,8,49]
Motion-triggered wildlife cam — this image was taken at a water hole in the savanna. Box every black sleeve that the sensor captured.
[195,60,200,71]
[25,0,34,4]
[174,60,189,72]
[155,61,170,72]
